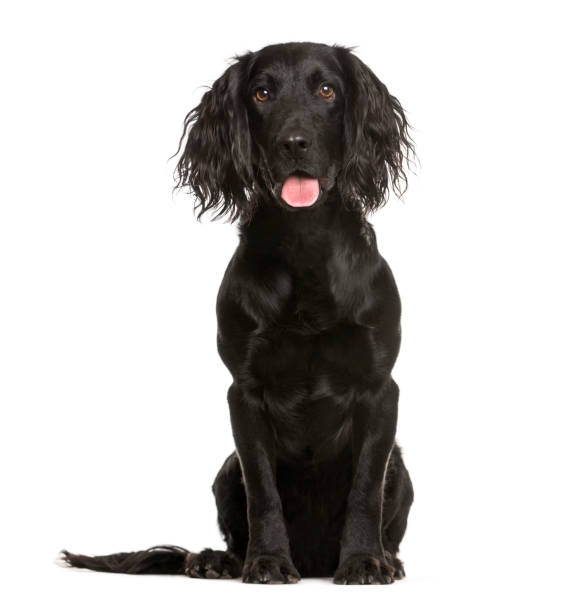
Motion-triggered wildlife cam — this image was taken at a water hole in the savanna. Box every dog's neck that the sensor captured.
[239,189,372,259]
[233,189,381,329]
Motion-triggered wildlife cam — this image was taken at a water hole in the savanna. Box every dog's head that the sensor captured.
[175,42,413,221]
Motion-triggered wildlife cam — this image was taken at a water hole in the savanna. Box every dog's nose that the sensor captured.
[279,133,311,159]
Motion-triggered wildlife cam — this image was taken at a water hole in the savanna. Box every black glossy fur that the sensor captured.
[63,42,414,585]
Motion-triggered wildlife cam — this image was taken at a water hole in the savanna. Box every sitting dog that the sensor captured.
[63,41,414,585]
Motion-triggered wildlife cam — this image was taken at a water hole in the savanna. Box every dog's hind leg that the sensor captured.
[63,453,248,578]
[185,452,248,579]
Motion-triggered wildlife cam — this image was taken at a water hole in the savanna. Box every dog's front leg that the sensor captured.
[228,384,300,584]
[334,378,399,585]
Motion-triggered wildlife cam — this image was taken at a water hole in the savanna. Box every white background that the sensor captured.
[1,1,566,610]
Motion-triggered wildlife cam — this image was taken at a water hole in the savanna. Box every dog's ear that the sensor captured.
[175,54,254,222]
[338,49,414,214]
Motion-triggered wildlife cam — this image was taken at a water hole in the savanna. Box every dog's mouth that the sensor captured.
[280,172,320,208]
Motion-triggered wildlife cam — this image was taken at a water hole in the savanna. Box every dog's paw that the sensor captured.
[392,556,406,579]
[242,554,300,584]
[184,548,242,579]
[333,553,396,585]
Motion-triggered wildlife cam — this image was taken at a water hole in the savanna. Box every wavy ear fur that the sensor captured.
[338,49,414,213]
[175,54,254,222]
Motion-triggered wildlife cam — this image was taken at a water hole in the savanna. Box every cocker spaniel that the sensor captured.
[63,41,414,585]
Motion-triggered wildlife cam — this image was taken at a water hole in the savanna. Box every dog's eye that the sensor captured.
[255,88,270,103]
[319,84,335,99]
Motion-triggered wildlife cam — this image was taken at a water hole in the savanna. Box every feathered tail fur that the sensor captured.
[61,545,190,575]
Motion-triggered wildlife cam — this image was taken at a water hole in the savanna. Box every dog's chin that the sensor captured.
[274,173,334,212]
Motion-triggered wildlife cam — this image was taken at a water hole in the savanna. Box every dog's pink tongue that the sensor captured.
[281,175,320,207]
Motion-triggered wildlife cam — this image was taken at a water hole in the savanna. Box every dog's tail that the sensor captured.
[61,545,190,575]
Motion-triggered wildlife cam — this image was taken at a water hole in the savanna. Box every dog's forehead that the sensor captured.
[249,43,343,82]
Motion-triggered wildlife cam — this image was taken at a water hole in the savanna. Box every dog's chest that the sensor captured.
[246,321,380,461]
[245,246,383,394]
[270,240,372,330]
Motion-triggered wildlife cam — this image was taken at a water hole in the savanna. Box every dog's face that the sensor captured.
[245,44,345,211]
[175,42,412,221]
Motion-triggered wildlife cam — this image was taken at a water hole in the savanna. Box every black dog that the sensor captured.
[63,42,414,585]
